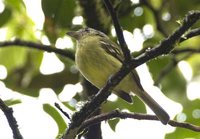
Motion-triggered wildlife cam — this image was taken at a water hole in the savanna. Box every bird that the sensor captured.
[67,27,170,125]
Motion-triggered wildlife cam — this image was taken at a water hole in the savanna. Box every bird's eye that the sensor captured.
[85,27,90,32]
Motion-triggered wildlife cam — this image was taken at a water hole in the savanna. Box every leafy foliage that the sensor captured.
[43,104,67,136]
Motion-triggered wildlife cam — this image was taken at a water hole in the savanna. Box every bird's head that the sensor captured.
[66,27,108,41]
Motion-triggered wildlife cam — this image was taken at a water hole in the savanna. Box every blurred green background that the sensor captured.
[0,0,200,139]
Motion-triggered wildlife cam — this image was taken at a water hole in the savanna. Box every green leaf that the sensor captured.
[41,0,76,28]
[108,119,119,131]
[0,7,12,27]
[2,47,76,97]
[62,101,76,111]
[43,103,67,136]
[2,49,43,97]
[187,54,200,77]
[4,99,21,106]
[102,96,146,131]
[147,56,187,102]
[120,6,155,31]
[149,0,162,9]
[4,0,26,12]
[102,96,146,114]
[4,66,79,97]
[103,96,146,113]
[28,67,79,94]
[42,0,76,42]
[0,47,27,73]
[131,96,147,113]
[168,0,200,17]
[143,30,164,48]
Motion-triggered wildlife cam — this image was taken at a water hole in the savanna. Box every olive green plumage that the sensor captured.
[67,27,170,124]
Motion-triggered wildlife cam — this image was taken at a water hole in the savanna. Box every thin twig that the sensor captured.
[179,28,200,43]
[103,0,131,61]
[172,48,200,54]
[0,39,75,60]
[55,103,71,120]
[80,110,200,133]
[0,98,23,139]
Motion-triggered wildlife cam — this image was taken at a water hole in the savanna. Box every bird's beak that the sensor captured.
[66,31,80,40]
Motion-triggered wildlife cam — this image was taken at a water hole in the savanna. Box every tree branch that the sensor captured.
[172,28,200,54]
[137,27,200,57]
[55,103,71,120]
[0,98,23,139]
[172,48,200,54]
[153,27,200,85]
[62,9,200,139]
[0,39,75,61]
[179,28,200,43]
[103,0,131,61]
[132,11,200,67]
[80,110,200,133]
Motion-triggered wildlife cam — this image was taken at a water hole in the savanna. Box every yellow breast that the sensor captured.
[75,36,121,88]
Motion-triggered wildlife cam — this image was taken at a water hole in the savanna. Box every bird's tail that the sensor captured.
[137,90,170,125]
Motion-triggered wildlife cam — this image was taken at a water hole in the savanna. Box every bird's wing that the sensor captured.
[99,38,134,103]
[100,37,144,90]
[99,38,124,62]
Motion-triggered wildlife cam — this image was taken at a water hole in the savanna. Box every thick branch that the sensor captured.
[81,110,200,132]
[137,27,200,56]
[0,98,23,139]
[0,39,75,60]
